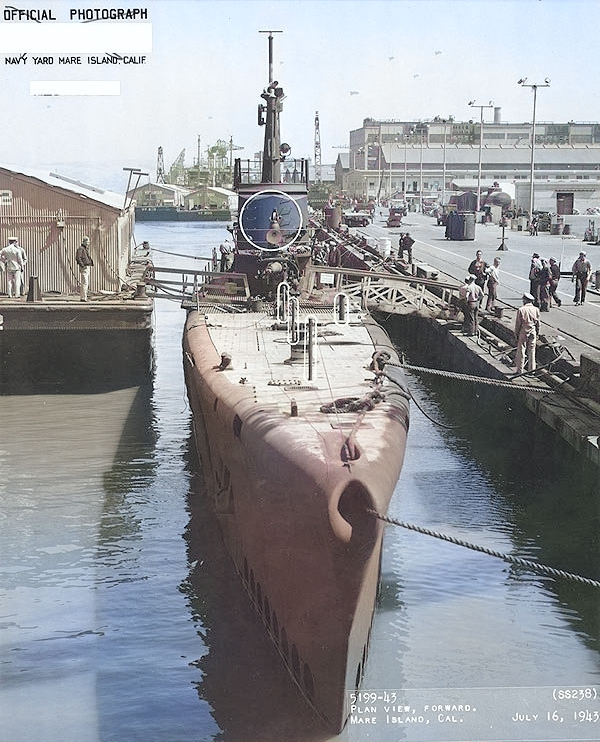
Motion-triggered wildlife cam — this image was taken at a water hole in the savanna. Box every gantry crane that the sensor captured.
[156,146,166,184]
[314,111,322,183]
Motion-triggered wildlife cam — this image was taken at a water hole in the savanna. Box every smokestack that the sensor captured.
[494,107,501,124]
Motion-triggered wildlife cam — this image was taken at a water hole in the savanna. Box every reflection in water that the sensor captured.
[183,444,330,742]
[0,386,151,742]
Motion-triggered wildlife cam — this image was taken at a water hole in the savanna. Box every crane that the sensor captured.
[314,111,322,183]
[156,146,165,183]
[229,136,244,168]
[168,149,186,184]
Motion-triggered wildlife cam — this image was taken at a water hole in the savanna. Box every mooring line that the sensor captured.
[368,510,600,589]
[392,362,555,392]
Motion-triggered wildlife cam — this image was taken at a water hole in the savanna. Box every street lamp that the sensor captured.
[518,77,550,221]
[468,100,494,213]
[419,130,424,213]
[415,123,427,213]
[388,135,400,197]
[403,128,413,198]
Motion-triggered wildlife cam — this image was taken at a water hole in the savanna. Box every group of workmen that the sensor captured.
[0,235,95,301]
[528,250,593,310]
[458,250,502,337]
[459,247,595,376]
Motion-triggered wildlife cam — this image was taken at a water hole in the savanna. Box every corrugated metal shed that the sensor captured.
[187,185,236,211]
[0,164,134,296]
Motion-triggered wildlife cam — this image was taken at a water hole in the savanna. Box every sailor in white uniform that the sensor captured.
[0,237,26,298]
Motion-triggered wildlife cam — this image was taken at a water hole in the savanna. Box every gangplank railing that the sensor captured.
[306,265,460,314]
[145,263,460,316]
[145,264,250,304]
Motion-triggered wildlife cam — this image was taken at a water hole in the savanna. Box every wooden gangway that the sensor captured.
[146,261,461,316]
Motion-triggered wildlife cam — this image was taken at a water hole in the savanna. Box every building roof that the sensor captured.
[380,143,600,168]
[336,153,350,169]
[0,163,126,210]
[129,181,192,196]
[205,186,236,198]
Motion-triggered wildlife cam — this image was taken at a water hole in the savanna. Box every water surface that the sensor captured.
[1,222,598,742]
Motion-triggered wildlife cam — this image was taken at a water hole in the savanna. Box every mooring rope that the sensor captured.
[391,362,555,392]
[368,510,600,589]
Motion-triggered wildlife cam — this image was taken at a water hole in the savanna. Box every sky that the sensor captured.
[1,0,599,193]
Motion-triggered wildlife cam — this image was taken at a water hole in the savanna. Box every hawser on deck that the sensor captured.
[0,165,154,390]
[181,34,410,733]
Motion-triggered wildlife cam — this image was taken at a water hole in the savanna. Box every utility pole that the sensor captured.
[468,100,494,212]
[518,78,550,221]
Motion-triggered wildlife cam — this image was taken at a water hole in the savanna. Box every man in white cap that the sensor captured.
[0,237,26,298]
[571,251,592,305]
[75,235,94,301]
[514,293,540,374]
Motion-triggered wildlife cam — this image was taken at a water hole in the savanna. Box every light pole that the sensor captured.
[404,136,408,196]
[435,117,450,206]
[403,126,415,203]
[417,123,427,213]
[419,131,424,213]
[442,120,447,206]
[468,100,494,213]
[389,136,399,197]
[518,78,550,221]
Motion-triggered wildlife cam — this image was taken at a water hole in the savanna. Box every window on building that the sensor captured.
[0,190,13,206]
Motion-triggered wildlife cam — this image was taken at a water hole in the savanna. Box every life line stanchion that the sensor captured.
[333,292,350,325]
[276,280,290,322]
[304,315,318,382]
[288,296,300,345]
[194,274,200,312]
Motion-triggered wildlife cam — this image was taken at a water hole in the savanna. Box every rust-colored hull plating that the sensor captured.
[183,305,409,732]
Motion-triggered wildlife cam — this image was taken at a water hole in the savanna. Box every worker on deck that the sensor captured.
[399,233,414,263]
[514,293,540,374]
[459,275,482,336]
[219,238,234,272]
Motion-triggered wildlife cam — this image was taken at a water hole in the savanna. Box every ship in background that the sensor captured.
[182,32,410,732]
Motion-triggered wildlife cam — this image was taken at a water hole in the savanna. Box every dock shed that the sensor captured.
[0,165,134,296]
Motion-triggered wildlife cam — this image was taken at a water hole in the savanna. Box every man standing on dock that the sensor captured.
[485,256,501,312]
[0,237,26,298]
[459,275,482,336]
[514,293,540,374]
[75,236,94,302]
[572,251,592,305]
[219,238,234,272]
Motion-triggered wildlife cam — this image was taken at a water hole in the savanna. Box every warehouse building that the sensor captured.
[335,114,600,215]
